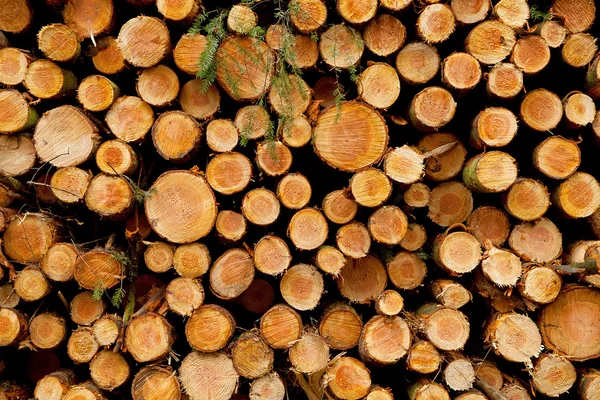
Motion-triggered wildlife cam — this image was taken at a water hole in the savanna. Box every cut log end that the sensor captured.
[0,308,28,347]
[0,48,30,86]
[174,34,207,76]
[289,330,330,374]
[325,357,371,400]
[231,331,274,379]
[95,140,138,176]
[319,303,362,350]
[137,65,179,108]
[210,248,254,300]
[78,75,119,112]
[408,379,450,400]
[250,372,285,400]
[552,0,596,33]
[400,223,427,252]
[281,115,312,148]
[428,181,474,227]
[186,305,235,352]
[152,111,201,163]
[442,52,481,92]
[481,247,522,288]
[85,174,134,220]
[118,16,170,68]
[91,36,125,75]
[444,357,475,391]
[50,167,92,204]
[504,178,550,221]
[290,0,327,33]
[14,267,51,302]
[387,251,427,291]
[315,246,346,276]
[520,88,563,132]
[242,188,280,227]
[106,96,154,143]
[417,4,456,44]
[34,370,75,400]
[131,365,181,400]
[487,62,523,100]
[533,136,581,179]
[418,304,470,351]
[215,210,246,242]
[509,217,562,263]
[431,279,472,309]
[67,327,100,364]
[288,208,328,250]
[463,151,518,193]
[532,353,576,397]
[277,173,311,210]
[451,0,490,24]
[357,63,400,109]
[70,291,105,326]
[363,14,406,57]
[338,255,387,303]
[256,141,293,177]
[207,152,252,195]
[254,235,291,276]
[30,313,66,350]
[92,315,121,347]
[323,189,358,225]
[396,42,440,85]
[404,183,431,208]
[157,0,199,22]
[406,340,442,374]
[359,315,411,365]
[466,21,516,65]
[486,313,542,364]
[260,304,302,349]
[25,60,77,99]
[280,264,324,311]
[206,119,238,153]
[518,266,562,305]
[471,107,518,149]
[166,277,204,316]
[409,86,456,132]
[494,0,529,28]
[368,205,408,245]
[180,352,238,400]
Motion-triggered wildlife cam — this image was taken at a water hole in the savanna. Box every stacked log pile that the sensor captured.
[2,0,600,399]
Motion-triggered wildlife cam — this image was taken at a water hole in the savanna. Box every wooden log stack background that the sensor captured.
[2,0,600,399]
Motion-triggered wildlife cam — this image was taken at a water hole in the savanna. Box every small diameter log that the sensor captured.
[260,304,302,349]
[430,279,472,309]
[380,0,411,11]
[487,62,523,100]
[441,52,481,93]
[323,190,358,225]
[144,170,217,244]
[428,181,474,227]
[520,88,563,132]
[404,183,430,208]
[280,264,323,311]
[250,372,285,400]
[509,217,562,263]
[485,313,542,364]
[417,4,456,44]
[319,303,362,350]
[256,142,293,177]
[3,213,57,264]
[0,0,32,33]
[67,327,100,364]
[554,172,600,218]
[408,379,450,400]
[289,330,330,374]
[475,361,503,390]
[166,277,204,316]
[173,34,207,75]
[74,249,123,290]
[368,206,408,246]
[539,285,600,361]
[137,65,179,108]
[14,267,50,302]
[30,313,66,350]
[90,350,130,391]
[531,353,576,397]
[152,111,201,163]
[0,90,38,134]
[106,96,154,143]
[210,248,254,300]
[206,119,238,153]
[24,60,77,99]
[235,105,271,141]
[338,255,387,303]
[325,357,371,400]
[290,0,327,33]
[537,20,567,48]
[0,134,36,177]
[315,246,346,276]
[92,315,121,347]
[494,0,529,28]
[470,107,518,149]
[78,75,119,112]
[564,91,596,129]
[157,0,199,22]
[518,267,562,305]
[579,369,600,400]
[416,303,470,351]
[359,315,411,365]
[337,0,377,24]
[281,115,311,148]
[71,291,105,326]
[144,242,173,273]
[215,36,274,102]
[206,152,252,195]
[451,0,490,24]
[242,188,280,226]
[0,308,28,346]
[288,208,328,251]
[95,140,138,176]
[0,48,30,86]
[533,136,581,180]
[313,101,388,172]
[277,173,311,210]
[37,24,79,63]
[356,63,400,110]
[269,73,311,117]
[563,33,598,68]
[395,42,440,86]
[463,151,518,193]
[266,24,290,50]
[34,105,100,167]
[454,390,487,400]
[375,290,404,316]
[241,279,273,315]
[62,0,113,38]
[173,243,210,278]
[466,21,516,65]
[503,178,550,221]
[406,340,442,374]
[363,14,406,57]
[552,0,595,33]
[91,36,125,75]
[34,370,76,400]
[409,86,456,132]
[481,245,521,288]
[131,365,181,400]
[85,174,134,220]
[400,223,427,252]
[444,353,475,391]
[350,168,392,208]
[186,304,235,352]
[387,251,427,291]
[418,133,467,181]
[62,381,104,400]
[254,235,291,276]
[0,283,20,308]
[216,210,246,242]
[50,167,92,204]
[231,331,274,379]
[118,17,170,68]
[319,24,363,69]
[226,4,257,34]
[125,313,174,363]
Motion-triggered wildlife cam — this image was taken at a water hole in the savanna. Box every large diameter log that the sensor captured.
[145,171,217,244]
[539,285,600,361]
[531,353,576,397]
[409,86,456,132]
[462,151,517,193]
[3,213,58,264]
[533,136,581,180]
[74,249,123,290]
[260,304,302,349]
[338,255,387,303]
[0,308,28,347]
[67,327,99,364]
[509,217,562,263]
[466,21,516,65]
[30,313,66,350]
[0,90,38,133]
[396,42,440,85]
[0,134,36,177]
[118,17,170,68]
[319,303,362,350]
[131,365,181,400]
[485,313,542,364]
[325,357,371,400]
[313,102,388,172]
[34,370,76,400]
[553,172,600,218]
[387,251,427,291]
[428,181,474,227]
[125,313,174,363]
[0,0,32,33]
[416,303,470,351]
[359,315,411,365]
[90,350,130,391]
[552,0,596,33]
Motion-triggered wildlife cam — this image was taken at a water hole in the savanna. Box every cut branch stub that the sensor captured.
[145,170,217,244]
[319,24,363,69]
[313,101,388,172]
